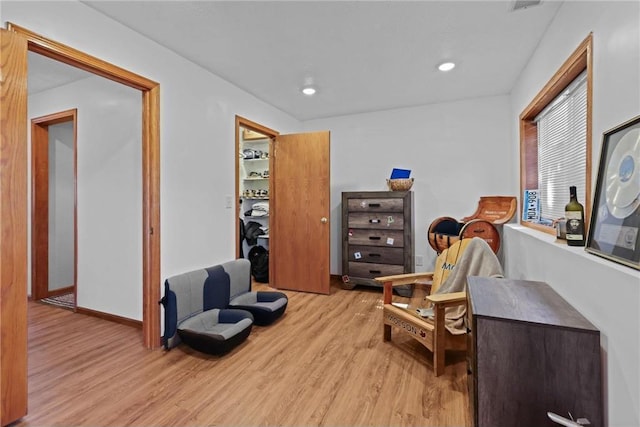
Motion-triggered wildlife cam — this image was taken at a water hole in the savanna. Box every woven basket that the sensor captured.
[386,178,414,191]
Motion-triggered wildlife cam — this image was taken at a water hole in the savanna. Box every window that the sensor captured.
[520,34,593,234]
[536,71,587,221]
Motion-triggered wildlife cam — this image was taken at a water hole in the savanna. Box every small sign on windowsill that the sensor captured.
[523,189,540,222]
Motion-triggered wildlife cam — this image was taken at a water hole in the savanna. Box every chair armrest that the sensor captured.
[374,272,434,286]
[425,291,466,307]
[377,272,435,304]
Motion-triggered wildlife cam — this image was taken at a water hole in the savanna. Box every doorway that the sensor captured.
[235,116,278,281]
[1,22,160,425]
[235,116,331,295]
[5,22,161,348]
[31,109,77,304]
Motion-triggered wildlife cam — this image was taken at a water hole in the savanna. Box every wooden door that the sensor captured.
[0,28,29,426]
[31,110,77,301]
[272,131,330,294]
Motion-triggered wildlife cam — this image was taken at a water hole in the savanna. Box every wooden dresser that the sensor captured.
[341,191,414,296]
[466,276,603,427]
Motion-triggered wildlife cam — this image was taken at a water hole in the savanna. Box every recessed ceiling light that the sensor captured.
[302,86,316,96]
[438,62,456,72]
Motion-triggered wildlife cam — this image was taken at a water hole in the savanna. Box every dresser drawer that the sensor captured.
[348,262,404,279]
[346,245,405,265]
[347,198,404,212]
[347,229,404,247]
[347,212,404,230]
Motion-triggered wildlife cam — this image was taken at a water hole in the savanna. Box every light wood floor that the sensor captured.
[18,279,471,426]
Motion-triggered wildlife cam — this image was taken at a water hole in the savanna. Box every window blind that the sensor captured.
[536,71,587,221]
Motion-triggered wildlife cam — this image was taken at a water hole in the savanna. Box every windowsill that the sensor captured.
[505,223,639,278]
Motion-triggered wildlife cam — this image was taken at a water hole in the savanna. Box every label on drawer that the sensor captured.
[386,237,394,245]
[354,251,362,259]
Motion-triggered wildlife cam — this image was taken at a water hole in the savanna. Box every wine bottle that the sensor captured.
[565,186,585,246]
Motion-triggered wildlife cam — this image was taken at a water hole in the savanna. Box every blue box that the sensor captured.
[390,168,411,179]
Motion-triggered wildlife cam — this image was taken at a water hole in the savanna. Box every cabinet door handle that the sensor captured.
[369,270,381,274]
[369,219,381,223]
[368,203,381,208]
[368,253,381,257]
[369,236,381,240]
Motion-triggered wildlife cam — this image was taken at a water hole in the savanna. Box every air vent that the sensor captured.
[509,0,542,11]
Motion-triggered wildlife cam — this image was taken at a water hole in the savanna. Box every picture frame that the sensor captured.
[586,115,640,270]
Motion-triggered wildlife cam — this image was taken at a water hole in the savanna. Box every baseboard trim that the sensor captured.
[75,307,143,329]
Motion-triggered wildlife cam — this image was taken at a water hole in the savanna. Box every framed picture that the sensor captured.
[586,115,640,270]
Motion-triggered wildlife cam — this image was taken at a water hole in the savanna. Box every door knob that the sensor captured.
[321,217,328,223]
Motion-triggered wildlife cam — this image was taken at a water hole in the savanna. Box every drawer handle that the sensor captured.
[368,253,381,257]
[369,236,381,240]
[368,203,381,208]
[369,270,381,274]
[369,219,381,223]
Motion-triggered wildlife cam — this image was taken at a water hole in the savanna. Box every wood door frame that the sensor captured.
[235,116,278,281]
[31,109,78,303]
[1,27,29,426]
[7,23,161,348]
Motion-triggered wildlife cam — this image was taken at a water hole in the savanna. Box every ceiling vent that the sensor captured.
[509,0,542,12]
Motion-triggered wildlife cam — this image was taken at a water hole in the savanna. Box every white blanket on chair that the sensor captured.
[432,237,504,335]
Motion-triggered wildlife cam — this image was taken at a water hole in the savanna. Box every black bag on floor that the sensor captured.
[248,245,269,283]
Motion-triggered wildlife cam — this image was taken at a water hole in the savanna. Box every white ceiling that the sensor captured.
[35,1,564,121]
[28,51,95,95]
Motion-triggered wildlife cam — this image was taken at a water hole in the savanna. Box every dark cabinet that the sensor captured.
[341,191,414,296]
[466,276,603,427]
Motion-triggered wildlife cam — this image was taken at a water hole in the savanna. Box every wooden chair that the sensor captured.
[375,238,500,376]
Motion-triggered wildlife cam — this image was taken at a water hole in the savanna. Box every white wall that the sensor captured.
[304,96,513,273]
[506,2,640,426]
[2,0,301,319]
[30,76,143,318]
[48,121,74,291]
